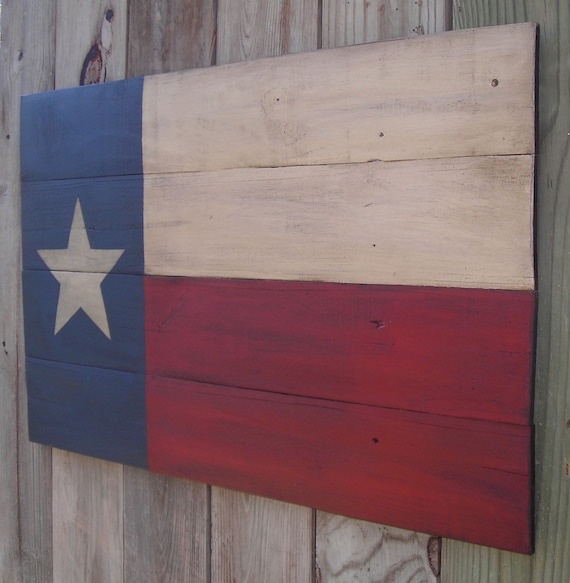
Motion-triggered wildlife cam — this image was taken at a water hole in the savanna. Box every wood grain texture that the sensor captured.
[211,489,314,582]
[124,6,212,582]
[0,2,27,580]
[316,514,440,582]
[317,4,450,582]
[143,23,535,174]
[53,453,123,583]
[124,467,208,583]
[55,0,127,88]
[147,376,532,553]
[442,1,567,581]
[142,156,534,290]
[145,278,535,425]
[211,3,318,581]
[216,0,319,65]
[0,1,55,582]
[127,0,216,77]
[323,0,450,48]
[51,3,128,583]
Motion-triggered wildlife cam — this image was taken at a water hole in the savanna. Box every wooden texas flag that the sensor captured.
[21,23,536,553]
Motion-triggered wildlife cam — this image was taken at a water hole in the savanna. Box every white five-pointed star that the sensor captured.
[38,199,125,339]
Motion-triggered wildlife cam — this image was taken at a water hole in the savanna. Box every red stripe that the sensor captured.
[145,277,534,425]
[146,376,532,553]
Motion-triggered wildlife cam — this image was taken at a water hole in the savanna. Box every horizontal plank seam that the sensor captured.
[25,354,533,432]
[21,269,537,293]
[20,153,535,184]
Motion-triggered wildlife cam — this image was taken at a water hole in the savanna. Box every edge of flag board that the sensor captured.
[20,23,537,553]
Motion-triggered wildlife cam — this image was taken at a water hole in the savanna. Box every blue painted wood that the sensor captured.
[21,175,144,274]
[20,77,143,182]
[27,357,147,468]
[22,270,145,373]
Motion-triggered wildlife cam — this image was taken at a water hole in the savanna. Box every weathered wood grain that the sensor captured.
[211,2,318,581]
[317,4,450,582]
[143,279,534,424]
[53,453,123,583]
[0,1,55,582]
[442,1,566,581]
[0,2,27,580]
[142,156,534,290]
[147,375,532,553]
[127,0,216,77]
[51,3,128,583]
[211,490,313,582]
[216,0,319,65]
[124,6,214,582]
[55,0,127,88]
[124,468,208,583]
[322,0,450,48]
[317,515,440,582]
[143,23,535,175]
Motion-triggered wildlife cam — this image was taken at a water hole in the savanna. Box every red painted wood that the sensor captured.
[146,375,532,553]
[145,277,535,425]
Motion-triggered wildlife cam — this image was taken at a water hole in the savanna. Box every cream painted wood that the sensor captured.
[143,23,535,175]
[144,155,534,290]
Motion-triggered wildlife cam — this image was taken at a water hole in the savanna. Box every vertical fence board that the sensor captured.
[51,2,128,582]
[211,1,318,581]
[315,3,449,581]
[55,0,128,88]
[0,1,56,582]
[124,469,208,583]
[16,3,57,580]
[317,515,440,583]
[123,4,216,581]
[53,454,123,583]
[127,0,216,77]
[322,0,450,48]
[212,490,313,583]
[0,2,27,581]
[216,0,319,65]
[442,1,569,582]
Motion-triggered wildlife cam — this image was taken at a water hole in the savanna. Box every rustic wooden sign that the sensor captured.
[21,23,536,554]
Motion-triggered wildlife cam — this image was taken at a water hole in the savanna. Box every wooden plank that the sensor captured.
[317,514,440,582]
[124,468,208,583]
[141,156,534,290]
[211,3,317,581]
[143,23,535,175]
[20,156,534,291]
[52,452,123,583]
[323,0,450,48]
[0,1,55,582]
[317,4,449,582]
[211,490,313,582]
[55,0,127,88]
[0,1,27,579]
[124,6,214,580]
[216,0,319,65]
[51,2,128,583]
[442,1,566,581]
[144,278,534,425]
[20,24,536,181]
[127,0,215,77]
[147,375,532,553]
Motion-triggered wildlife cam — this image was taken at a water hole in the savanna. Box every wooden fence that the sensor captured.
[1,1,569,582]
